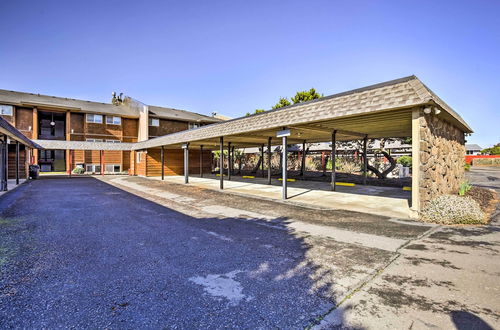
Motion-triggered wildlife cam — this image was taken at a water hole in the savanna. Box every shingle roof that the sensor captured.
[0,117,40,148]
[148,105,221,123]
[136,76,472,150]
[33,140,135,151]
[0,89,219,123]
[465,144,482,150]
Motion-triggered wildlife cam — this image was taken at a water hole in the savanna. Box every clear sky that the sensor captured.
[0,0,498,147]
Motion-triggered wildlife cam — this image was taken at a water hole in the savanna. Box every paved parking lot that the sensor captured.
[0,170,499,328]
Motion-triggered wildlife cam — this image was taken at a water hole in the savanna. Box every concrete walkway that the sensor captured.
[149,175,412,219]
[0,179,27,197]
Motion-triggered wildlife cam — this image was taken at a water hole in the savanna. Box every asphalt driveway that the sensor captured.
[1,172,499,329]
[0,176,402,328]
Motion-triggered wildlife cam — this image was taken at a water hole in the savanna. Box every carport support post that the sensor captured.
[219,137,224,189]
[260,144,264,177]
[100,150,104,176]
[183,143,189,184]
[231,146,235,176]
[15,141,19,185]
[161,146,165,180]
[267,137,272,185]
[331,130,337,191]
[282,135,288,200]
[363,135,368,185]
[227,142,231,181]
[68,149,72,179]
[1,136,6,191]
[200,145,203,178]
[300,140,306,176]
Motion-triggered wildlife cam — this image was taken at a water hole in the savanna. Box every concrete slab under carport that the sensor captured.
[0,179,27,197]
[149,174,412,219]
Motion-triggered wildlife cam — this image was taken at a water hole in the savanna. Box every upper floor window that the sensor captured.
[0,105,13,116]
[149,118,160,127]
[189,122,201,129]
[86,114,103,124]
[86,138,103,142]
[106,139,121,143]
[106,116,121,125]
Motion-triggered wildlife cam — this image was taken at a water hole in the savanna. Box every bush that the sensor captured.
[397,155,412,168]
[421,195,486,225]
[464,163,471,171]
[72,167,85,174]
[458,181,472,196]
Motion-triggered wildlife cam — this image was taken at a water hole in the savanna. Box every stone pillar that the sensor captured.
[415,108,466,212]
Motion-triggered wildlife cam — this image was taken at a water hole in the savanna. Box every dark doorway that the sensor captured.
[39,149,66,172]
[38,111,66,140]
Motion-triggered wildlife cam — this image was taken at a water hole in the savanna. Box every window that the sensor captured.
[86,138,103,142]
[105,164,121,173]
[136,152,142,163]
[86,114,103,123]
[149,118,159,127]
[189,122,201,129]
[85,164,102,173]
[0,105,13,116]
[106,139,121,143]
[106,116,121,125]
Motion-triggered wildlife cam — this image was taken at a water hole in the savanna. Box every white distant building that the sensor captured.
[465,144,482,155]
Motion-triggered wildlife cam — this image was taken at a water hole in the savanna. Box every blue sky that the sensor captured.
[0,0,498,147]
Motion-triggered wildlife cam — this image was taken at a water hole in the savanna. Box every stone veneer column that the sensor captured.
[417,109,466,211]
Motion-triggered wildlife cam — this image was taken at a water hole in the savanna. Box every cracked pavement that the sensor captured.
[0,168,499,329]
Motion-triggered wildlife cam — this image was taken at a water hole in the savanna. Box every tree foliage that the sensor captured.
[272,97,292,109]
[481,143,500,155]
[291,88,322,104]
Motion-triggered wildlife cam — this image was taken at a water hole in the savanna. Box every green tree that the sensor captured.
[291,88,322,104]
[481,143,500,155]
[272,97,292,109]
[245,109,266,116]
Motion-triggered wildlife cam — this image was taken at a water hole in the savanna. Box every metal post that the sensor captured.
[227,142,232,181]
[68,149,72,179]
[260,144,264,177]
[1,136,6,191]
[200,145,203,178]
[15,141,19,185]
[161,146,165,180]
[363,135,368,185]
[267,137,272,185]
[282,135,288,200]
[219,137,224,189]
[331,130,337,191]
[231,146,235,176]
[101,150,104,176]
[300,140,306,176]
[183,143,189,184]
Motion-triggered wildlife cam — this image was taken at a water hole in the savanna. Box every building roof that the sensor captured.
[33,140,135,151]
[466,144,482,151]
[0,89,219,123]
[148,105,221,123]
[0,117,40,148]
[136,75,473,150]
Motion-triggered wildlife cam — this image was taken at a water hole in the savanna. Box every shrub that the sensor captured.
[72,167,85,174]
[464,163,471,171]
[397,155,412,168]
[421,195,486,225]
[458,181,472,196]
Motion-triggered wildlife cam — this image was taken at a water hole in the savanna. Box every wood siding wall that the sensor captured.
[148,119,188,138]
[7,145,27,179]
[145,148,212,176]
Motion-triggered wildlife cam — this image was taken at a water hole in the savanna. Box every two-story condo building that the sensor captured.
[0,89,221,177]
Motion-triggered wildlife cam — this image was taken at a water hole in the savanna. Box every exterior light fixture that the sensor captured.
[423,107,432,114]
[434,108,441,115]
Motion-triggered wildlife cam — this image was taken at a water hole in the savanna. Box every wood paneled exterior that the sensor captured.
[1,100,217,176]
[7,145,27,179]
[149,119,189,138]
[145,148,212,177]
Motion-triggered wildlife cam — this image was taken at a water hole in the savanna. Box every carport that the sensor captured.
[135,76,472,217]
[0,117,40,191]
